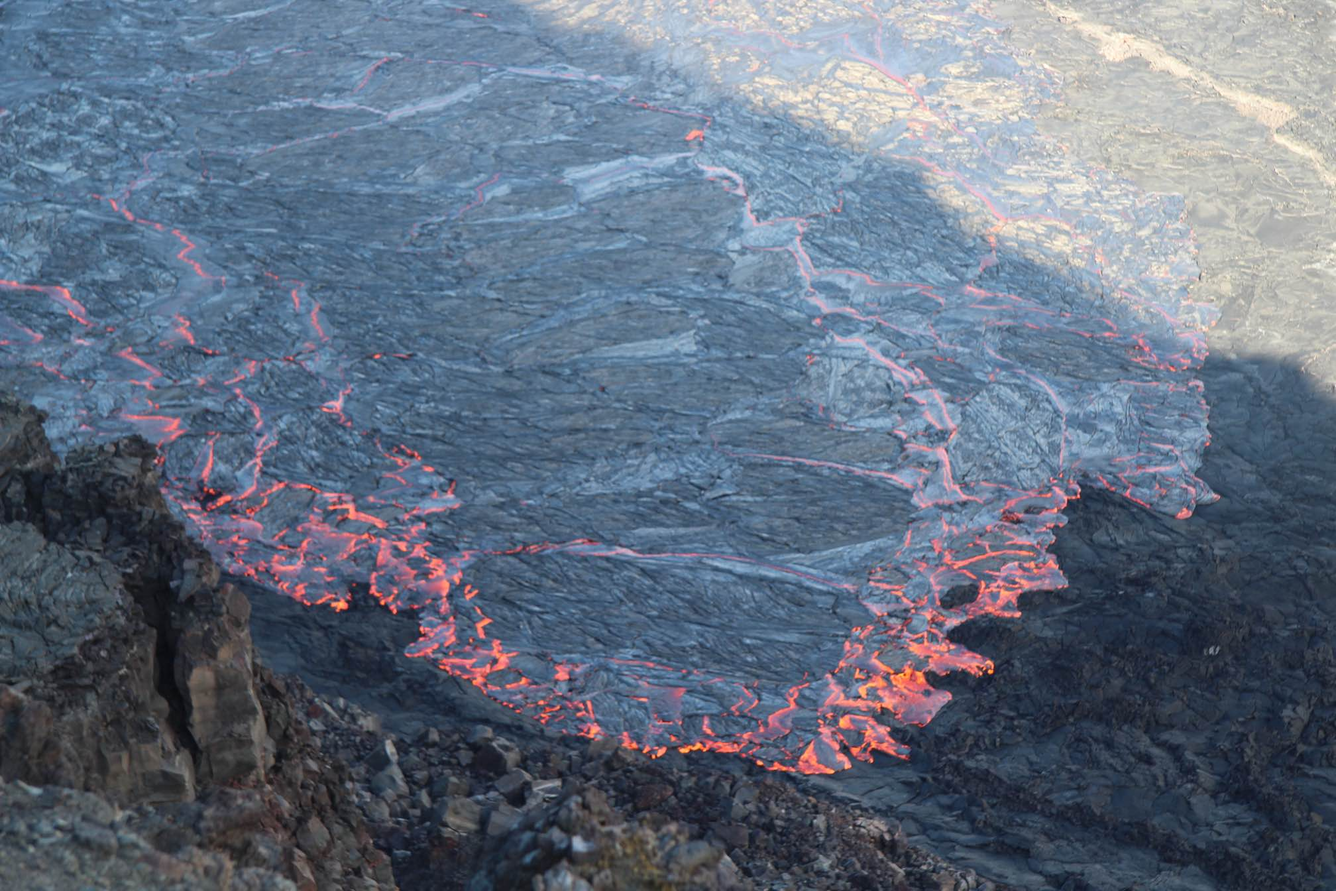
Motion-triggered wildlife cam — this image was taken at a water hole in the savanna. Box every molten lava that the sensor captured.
[0,0,1214,774]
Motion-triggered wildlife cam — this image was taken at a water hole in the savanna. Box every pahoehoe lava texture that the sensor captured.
[1,0,1212,771]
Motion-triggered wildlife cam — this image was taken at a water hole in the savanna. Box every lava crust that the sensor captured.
[0,0,1216,773]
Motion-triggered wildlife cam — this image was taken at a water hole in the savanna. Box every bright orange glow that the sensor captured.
[0,2,1214,775]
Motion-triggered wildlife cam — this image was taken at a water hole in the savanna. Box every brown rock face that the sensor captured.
[0,398,393,890]
[0,396,266,797]
[173,568,268,786]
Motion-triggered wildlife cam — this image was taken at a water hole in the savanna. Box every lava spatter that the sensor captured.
[0,0,1213,774]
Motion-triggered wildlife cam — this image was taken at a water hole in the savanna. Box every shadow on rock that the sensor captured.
[894,351,1336,891]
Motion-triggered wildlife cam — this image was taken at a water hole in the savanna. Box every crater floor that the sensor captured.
[2,0,1334,888]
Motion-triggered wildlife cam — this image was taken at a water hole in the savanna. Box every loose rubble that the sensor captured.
[295,688,1005,891]
[0,779,294,891]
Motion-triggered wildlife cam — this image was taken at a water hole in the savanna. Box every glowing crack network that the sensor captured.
[0,0,1214,773]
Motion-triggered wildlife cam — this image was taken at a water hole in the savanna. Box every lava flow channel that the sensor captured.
[0,0,1214,774]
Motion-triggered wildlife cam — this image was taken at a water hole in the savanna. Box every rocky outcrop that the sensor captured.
[0,396,392,890]
[0,395,265,799]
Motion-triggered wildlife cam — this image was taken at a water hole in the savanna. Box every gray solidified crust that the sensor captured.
[0,0,1212,776]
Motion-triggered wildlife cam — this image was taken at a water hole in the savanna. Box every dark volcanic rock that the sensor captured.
[474,737,523,777]
[467,786,740,891]
[318,695,1005,891]
[0,522,125,679]
[0,397,392,890]
[0,396,264,797]
[0,778,295,891]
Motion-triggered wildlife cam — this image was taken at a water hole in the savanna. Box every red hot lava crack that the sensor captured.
[0,0,1216,775]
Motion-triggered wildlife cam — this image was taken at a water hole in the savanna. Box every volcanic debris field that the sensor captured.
[2,0,1336,889]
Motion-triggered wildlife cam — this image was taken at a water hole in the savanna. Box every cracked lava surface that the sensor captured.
[0,0,1215,773]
